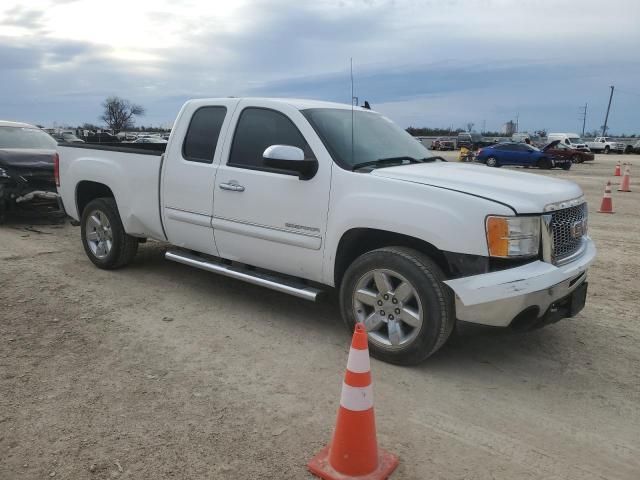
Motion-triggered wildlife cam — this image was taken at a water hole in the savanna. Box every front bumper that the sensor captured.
[444,238,596,328]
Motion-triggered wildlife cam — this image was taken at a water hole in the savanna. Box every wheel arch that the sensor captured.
[76,181,115,217]
[333,228,450,288]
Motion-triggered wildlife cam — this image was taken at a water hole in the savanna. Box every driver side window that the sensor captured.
[228,108,315,171]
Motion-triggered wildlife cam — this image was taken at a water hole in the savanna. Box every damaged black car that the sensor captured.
[0,121,59,223]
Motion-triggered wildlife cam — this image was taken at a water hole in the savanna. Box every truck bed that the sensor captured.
[57,144,166,241]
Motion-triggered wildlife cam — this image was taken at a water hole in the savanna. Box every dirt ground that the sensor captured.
[1,154,639,480]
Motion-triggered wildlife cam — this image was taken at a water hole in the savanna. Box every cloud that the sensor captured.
[0,6,46,30]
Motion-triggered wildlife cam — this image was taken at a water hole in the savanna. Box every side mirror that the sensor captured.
[263,145,318,180]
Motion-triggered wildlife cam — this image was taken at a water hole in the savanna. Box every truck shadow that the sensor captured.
[129,241,585,378]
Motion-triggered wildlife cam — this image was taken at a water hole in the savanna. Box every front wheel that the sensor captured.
[561,162,572,171]
[339,247,455,365]
[81,197,138,269]
[485,156,499,167]
[604,146,610,154]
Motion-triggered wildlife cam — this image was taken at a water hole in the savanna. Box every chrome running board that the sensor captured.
[165,250,323,301]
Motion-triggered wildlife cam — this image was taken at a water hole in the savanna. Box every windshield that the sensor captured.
[301,108,430,169]
[568,137,584,144]
[0,127,58,149]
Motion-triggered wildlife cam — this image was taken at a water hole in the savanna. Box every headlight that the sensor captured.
[486,216,540,258]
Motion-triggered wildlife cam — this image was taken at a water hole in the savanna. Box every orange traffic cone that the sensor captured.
[618,164,631,192]
[308,323,398,480]
[598,182,614,213]
[614,161,621,176]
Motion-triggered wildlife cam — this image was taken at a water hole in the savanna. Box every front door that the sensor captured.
[212,100,331,282]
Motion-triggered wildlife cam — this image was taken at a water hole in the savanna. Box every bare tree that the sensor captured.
[466,122,474,132]
[100,96,145,133]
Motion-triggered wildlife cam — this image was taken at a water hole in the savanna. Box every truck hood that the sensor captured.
[370,162,583,214]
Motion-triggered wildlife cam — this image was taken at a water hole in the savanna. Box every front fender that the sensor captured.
[322,171,513,286]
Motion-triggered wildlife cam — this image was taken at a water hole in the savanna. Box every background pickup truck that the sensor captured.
[56,98,596,365]
[586,137,626,154]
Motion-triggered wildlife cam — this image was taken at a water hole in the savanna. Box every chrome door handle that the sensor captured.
[219,182,245,192]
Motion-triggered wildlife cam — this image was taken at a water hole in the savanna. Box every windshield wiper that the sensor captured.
[351,156,440,171]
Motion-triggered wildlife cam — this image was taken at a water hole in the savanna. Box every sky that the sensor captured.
[1,0,639,134]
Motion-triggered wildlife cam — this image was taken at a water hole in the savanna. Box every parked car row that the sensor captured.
[430,137,455,151]
[47,129,171,145]
[476,141,574,170]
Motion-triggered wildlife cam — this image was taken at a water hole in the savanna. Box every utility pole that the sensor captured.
[602,86,614,136]
[482,119,486,134]
[515,113,519,133]
[579,103,587,137]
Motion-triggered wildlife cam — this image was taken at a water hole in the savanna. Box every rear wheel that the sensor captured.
[339,247,455,365]
[561,162,572,171]
[81,198,138,269]
[485,156,499,167]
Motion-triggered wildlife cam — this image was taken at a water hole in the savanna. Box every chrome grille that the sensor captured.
[551,203,588,260]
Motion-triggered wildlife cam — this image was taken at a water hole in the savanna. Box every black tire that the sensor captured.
[604,146,610,154]
[571,154,582,164]
[485,156,499,167]
[561,162,572,171]
[537,158,553,169]
[339,247,455,365]
[80,197,138,269]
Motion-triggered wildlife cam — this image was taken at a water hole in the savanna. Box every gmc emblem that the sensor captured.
[570,219,588,239]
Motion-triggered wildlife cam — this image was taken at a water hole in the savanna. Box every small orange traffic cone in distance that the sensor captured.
[307,323,398,480]
[614,161,621,176]
[618,164,632,192]
[598,181,615,213]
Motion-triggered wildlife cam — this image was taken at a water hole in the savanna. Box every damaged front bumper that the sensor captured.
[444,238,596,329]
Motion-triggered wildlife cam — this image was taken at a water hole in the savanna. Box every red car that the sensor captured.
[542,140,594,163]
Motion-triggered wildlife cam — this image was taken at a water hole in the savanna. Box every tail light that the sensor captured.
[53,152,60,187]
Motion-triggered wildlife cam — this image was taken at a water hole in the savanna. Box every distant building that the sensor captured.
[502,121,516,136]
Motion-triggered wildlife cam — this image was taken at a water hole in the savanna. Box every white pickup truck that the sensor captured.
[56,98,596,365]
[585,137,626,154]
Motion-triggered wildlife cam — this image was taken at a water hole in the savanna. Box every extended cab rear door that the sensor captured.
[161,99,239,255]
[211,100,331,282]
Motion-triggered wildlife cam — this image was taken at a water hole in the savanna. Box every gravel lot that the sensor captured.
[1,154,639,479]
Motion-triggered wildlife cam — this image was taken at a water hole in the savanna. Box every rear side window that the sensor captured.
[182,106,227,163]
[228,108,314,170]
